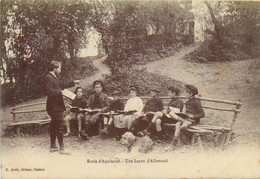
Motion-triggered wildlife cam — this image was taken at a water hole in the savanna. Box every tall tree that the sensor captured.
[1,0,90,103]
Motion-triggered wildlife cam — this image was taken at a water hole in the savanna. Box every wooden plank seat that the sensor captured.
[121,96,242,148]
[9,95,242,149]
[8,119,51,126]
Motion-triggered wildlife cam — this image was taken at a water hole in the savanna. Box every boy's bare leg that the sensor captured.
[108,117,114,125]
[77,113,84,131]
[165,120,192,151]
[155,119,163,142]
[103,117,108,125]
[155,118,162,132]
[124,115,133,130]
[151,112,163,123]
[77,113,84,136]
[173,122,182,142]
[180,120,192,129]
[102,117,111,134]
[64,115,71,135]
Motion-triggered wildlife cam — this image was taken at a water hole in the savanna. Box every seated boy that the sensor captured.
[80,80,109,140]
[165,84,205,151]
[64,87,87,137]
[131,88,163,135]
[137,86,183,141]
[110,86,143,140]
[101,90,125,134]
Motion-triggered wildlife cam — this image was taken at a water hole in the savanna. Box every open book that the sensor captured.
[175,112,189,119]
[100,112,120,116]
[61,89,76,100]
[139,111,156,117]
[67,104,100,113]
[168,106,189,118]
[81,108,100,113]
[168,106,181,113]
[116,110,137,115]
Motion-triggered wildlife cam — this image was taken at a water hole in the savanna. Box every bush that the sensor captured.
[1,57,97,106]
[103,67,184,96]
[184,39,250,63]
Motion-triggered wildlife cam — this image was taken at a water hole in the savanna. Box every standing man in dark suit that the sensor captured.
[45,61,81,155]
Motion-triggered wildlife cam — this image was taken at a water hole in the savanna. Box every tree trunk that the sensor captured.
[204,1,223,42]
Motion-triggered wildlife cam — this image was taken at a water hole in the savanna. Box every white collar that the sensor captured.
[49,71,57,78]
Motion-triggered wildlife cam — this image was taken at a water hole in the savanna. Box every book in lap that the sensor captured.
[168,106,188,119]
[175,112,189,119]
[139,111,155,117]
[69,106,100,114]
[116,110,137,115]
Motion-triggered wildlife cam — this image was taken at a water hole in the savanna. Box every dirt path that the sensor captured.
[144,46,260,143]
[80,55,110,89]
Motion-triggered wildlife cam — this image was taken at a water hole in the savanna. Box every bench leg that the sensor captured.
[220,133,227,147]
[177,138,181,146]
[191,133,196,145]
[16,126,21,137]
[224,131,232,146]
[197,135,203,150]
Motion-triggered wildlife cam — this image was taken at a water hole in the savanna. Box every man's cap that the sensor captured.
[93,80,104,88]
[185,84,198,95]
[167,86,180,95]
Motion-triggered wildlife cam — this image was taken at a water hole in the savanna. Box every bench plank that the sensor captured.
[191,125,231,131]
[8,119,51,126]
[11,109,46,114]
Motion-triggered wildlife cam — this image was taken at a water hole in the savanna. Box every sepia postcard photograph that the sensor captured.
[1,0,260,178]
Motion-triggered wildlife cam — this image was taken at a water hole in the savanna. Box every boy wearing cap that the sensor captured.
[80,80,109,140]
[137,86,183,140]
[131,88,164,135]
[184,84,205,125]
[165,84,205,151]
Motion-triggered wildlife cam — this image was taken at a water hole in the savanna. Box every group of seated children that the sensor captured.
[64,80,205,150]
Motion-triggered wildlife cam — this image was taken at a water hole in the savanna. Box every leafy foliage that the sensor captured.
[1,0,91,105]
[186,1,260,62]
[89,1,194,73]
[103,67,184,97]
[184,39,250,63]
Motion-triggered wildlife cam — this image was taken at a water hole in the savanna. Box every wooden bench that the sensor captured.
[121,96,242,148]
[9,96,242,148]
[9,102,51,136]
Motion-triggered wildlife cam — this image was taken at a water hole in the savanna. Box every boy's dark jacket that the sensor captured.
[88,92,110,109]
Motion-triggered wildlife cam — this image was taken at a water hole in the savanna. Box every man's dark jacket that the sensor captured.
[45,73,75,113]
